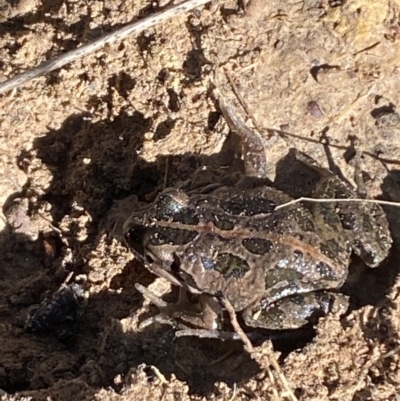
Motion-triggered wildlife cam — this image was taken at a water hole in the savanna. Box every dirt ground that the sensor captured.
[1,0,400,400]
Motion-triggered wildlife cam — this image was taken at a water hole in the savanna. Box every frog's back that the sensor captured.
[178,186,350,310]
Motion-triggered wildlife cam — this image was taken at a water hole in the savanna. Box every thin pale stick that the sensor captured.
[135,283,168,309]
[382,345,400,359]
[227,383,237,401]
[275,196,400,211]
[220,296,254,353]
[269,357,298,401]
[265,363,281,401]
[175,328,242,340]
[60,271,74,288]
[150,365,168,384]
[251,345,298,401]
[0,0,212,95]
[224,68,263,133]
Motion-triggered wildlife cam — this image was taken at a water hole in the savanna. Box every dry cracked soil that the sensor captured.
[1,0,400,400]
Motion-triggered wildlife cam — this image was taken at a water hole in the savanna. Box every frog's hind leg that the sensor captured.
[294,150,392,267]
[134,283,183,330]
[135,284,223,332]
[242,291,349,330]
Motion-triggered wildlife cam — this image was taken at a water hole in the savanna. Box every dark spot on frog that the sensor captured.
[294,249,303,258]
[315,261,339,281]
[220,201,247,216]
[244,198,277,216]
[214,253,250,279]
[319,239,341,259]
[295,213,317,233]
[265,268,305,289]
[242,238,273,255]
[173,209,200,225]
[212,214,235,231]
[125,225,147,256]
[150,227,199,246]
[339,211,357,230]
[362,214,374,232]
[321,204,342,227]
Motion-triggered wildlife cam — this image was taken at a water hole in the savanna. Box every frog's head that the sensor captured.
[123,188,200,288]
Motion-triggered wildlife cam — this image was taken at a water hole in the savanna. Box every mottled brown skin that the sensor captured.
[123,99,392,331]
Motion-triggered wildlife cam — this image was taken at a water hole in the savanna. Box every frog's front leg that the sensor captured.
[135,284,223,332]
[242,291,349,330]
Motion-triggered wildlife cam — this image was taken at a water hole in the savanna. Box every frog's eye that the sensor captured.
[124,224,147,257]
[155,193,199,225]
[156,193,186,214]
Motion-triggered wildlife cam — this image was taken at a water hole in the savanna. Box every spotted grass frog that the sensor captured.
[123,99,392,334]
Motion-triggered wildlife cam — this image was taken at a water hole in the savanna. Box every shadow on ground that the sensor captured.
[1,104,400,399]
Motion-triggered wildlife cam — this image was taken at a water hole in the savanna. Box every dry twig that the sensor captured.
[224,68,264,133]
[0,0,212,95]
[275,196,400,210]
[220,296,253,353]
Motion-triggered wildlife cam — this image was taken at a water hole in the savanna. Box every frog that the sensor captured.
[123,98,392,335]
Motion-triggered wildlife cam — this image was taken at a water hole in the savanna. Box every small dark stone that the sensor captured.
[328,0,345,7]
[26,283,84,342]
[307,101,324,118]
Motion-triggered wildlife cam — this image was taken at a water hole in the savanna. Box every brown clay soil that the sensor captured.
[1,0,400,400]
